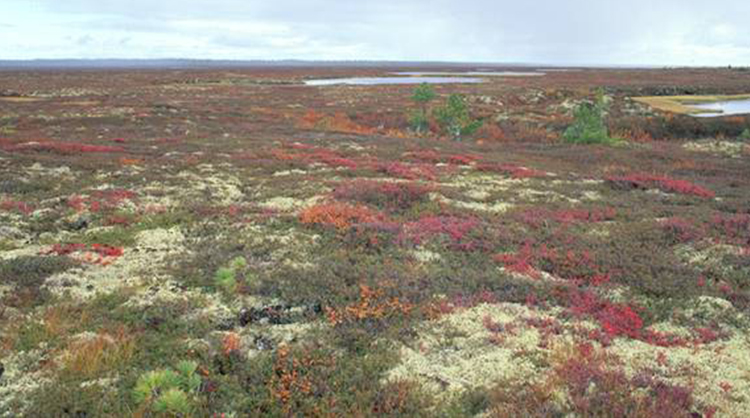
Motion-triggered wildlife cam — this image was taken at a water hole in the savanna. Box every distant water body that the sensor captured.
[304,77,484,86]
[392,71,545,77]
[691,99,750,117]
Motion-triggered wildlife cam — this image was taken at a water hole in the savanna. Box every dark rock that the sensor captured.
[253,335,275,351]
[67,216,90,231]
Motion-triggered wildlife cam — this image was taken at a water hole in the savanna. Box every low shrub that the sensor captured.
[435,94,482,141]
[300,202,385,230]
[564,92,618,144]
[606,173,715,199]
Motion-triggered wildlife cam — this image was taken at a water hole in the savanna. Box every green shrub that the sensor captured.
[0,255,77,288]
[409,83,436,134]
[563,92,618,144]
[435,94,482,141]
[740,128,750,140]
[408,110,430,135]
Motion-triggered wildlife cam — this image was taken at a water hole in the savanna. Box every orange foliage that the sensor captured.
[269,345,314,408]
[300,202,383,229]
[325,285,413,326]
[613,128,654,143]
[475,121,507,142]
[222,332,241,355]
[63,327,135,378]
[298,110,376,135]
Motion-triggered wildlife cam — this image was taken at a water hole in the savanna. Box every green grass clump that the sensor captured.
[214,256,251,295]
[133,360,201,416]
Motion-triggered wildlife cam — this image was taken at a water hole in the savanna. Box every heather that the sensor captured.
[1,67,749,417]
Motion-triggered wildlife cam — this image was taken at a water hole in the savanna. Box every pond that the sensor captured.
[392,71,545,77]
[304,77,484,86]
[691,99,750,118]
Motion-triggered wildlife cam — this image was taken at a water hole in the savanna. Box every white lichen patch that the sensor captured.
[676,243,745,269]
[43,228,186,300]
[412,248,442,264]
[439,173,526,194]
[175,169,245,205]
[386,303,559,398]
[683,140,748,158]
[273,169,308,177]
[23,163,76,179]
[0,348,53,418]
[258,195,324,213]
[581,190,603,201]
[610,331,750,418]
[431,193,513,214]
[0,245,46,261]
[465,189,491,201]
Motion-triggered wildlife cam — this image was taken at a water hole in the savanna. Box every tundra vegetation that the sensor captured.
[0,67,749,417]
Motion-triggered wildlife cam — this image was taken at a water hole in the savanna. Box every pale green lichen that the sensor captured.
[44,228,186,300]
[175,168,245,205]
[610,332,750,418]
[386,303,558,399]
[683,140,748,158]
[431,193,513,214]
[258,195,324,212]
[0,348,53,417]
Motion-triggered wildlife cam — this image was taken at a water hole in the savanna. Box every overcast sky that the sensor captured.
[2,0,750,65]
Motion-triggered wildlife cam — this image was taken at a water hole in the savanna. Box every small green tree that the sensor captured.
[409,83,436,134]
[133,360,202,416]
[214,256,250,295]
[740,128,750,140]
[435,94,482,141]
[563,91,617,144]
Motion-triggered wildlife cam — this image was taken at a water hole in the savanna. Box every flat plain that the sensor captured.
[1,66,749,417]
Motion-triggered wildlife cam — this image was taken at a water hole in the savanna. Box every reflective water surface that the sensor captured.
[691,99,750,117]
[304,77,485,86]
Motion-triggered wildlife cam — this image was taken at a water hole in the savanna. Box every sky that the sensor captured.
[1,0,750,66]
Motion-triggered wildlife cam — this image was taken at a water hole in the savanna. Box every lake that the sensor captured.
[304,77,485,86]
[392,71,545,77]
[691,99,750,117]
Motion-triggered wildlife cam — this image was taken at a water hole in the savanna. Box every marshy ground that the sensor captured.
[1,66,749,417]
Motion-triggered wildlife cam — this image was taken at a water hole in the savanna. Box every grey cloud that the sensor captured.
[6,0,750,64]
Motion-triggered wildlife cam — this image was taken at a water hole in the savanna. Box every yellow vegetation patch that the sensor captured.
[61,328,135,378]
[0,97,45,103]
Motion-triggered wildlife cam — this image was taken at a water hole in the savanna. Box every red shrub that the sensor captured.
[607,173,715,199]
[447,154,480,166]
[400,215,480,246]
[710,213,750,245]
[67,189,137,213]
[42,243,124,264]
[494,242,606,285]
[568,290,643,339]
[494,242,540,278]
[375,162,438,181]
[476,163,546,179]
[660,217,705,243]
[1,200,34,215]
[518,207,616,228]
[333,180,432,211]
